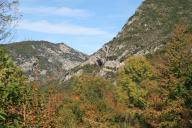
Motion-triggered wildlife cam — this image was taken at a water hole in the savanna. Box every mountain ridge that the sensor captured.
[1,40,88,83]
[2,0,192,83]
[73,0,192,78]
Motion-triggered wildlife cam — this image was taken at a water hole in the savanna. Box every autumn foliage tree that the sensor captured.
[141,25,192,128]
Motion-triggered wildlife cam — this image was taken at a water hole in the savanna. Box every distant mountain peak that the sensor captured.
[1,40,88,83]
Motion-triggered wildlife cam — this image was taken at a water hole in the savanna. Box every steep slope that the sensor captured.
[1,41,88,83]
[70,0,192,78]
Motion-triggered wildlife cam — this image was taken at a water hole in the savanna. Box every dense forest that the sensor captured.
[0,25,192,127]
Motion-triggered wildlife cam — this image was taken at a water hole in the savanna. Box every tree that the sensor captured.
[0,0,19,43]
[0,47,27,127]
[142,25,192,128]
[115,56,154,108]
[121,56,154,84]
[159,25,192,128]
[111,56,154,127]
[73,74,110,104]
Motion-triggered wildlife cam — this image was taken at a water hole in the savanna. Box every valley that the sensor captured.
[0,0,192,127]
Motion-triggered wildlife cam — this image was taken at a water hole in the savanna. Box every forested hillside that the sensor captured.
[1,25,191,128]
[0,0,192,127]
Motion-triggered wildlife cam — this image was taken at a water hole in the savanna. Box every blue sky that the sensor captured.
[16,0,143,54]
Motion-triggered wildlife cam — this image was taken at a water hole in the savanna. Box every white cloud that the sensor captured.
[18,20,109,36]
[21,6,91,17]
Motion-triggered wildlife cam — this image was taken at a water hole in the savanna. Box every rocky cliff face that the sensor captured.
[74,0,192,78]
[1,41,88,83]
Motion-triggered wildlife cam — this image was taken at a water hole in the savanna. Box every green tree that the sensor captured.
[116,56,154,109]
[0,47,26,127]
[73,74,110,104]
[121,56,154,84]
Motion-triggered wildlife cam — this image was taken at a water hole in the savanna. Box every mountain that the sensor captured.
[1,0,192,83]
[66,0,192,79]
[1,41,88,83]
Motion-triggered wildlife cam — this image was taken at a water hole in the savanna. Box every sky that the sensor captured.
[15,0,143,55]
